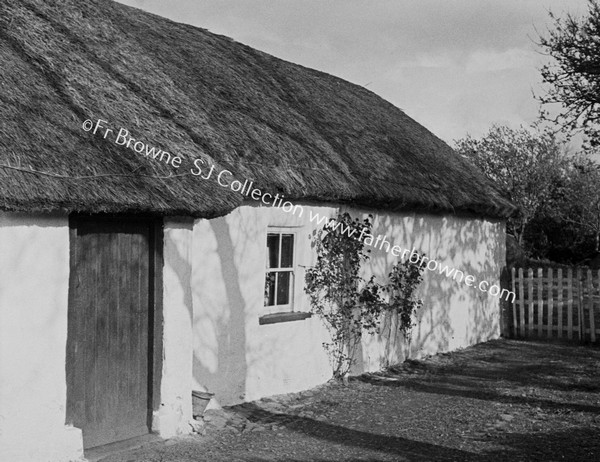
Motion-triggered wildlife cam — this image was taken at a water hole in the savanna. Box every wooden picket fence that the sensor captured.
[510,267,600,343]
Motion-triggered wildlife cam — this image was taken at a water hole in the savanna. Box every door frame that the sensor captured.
[65,214,164,445]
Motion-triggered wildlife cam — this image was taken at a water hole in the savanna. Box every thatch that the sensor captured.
[0,0,515,218]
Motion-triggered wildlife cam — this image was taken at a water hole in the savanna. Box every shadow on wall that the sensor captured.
[191,206,335,406]
[190,207,505,403]
[358,212,504,371]
[191,212,297,404]
[192,218,249,404]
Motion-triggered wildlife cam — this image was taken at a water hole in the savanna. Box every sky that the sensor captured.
[117,0,590,146]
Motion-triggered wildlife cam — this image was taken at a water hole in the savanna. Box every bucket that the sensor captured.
[192,390,214,417]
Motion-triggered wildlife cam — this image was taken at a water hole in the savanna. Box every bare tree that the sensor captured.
[539,0,600,144]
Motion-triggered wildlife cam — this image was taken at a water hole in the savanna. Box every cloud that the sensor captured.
[465,48,537,74]
[116,0,590,142]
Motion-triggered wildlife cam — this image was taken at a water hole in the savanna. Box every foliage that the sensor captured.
[518,153,600,263]
[454,125,569,245]
[385,259,425,341]
[305,212,424,378]
[304,213,379,378]
[538,0,600,145]
[522,212,594,263]
[555,156,600,252]
[455,123,600,264]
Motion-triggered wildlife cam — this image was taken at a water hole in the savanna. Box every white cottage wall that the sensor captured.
[157,218,195,438]
[0,214,204,460]
[191,203,506,406]
[0,212,84,462]
[191,204,335,406]
[347,207,506,373]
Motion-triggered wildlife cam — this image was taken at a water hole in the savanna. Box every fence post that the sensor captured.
[588,269,595,343]
[567,268,573,340]
[578,268,584,343]
[500,266,511,338]
[537,268,543,337]
[519,268,525,337]
[558,268,563,339]
[512,267,517,338]
[528,268,534,337]
[547,268,553,338]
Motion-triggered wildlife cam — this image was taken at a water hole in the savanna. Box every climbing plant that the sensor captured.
[304,213,383,378]
[304,212,425,379]
[385,259,425,342]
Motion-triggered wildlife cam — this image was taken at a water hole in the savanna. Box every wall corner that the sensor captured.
[158,217,195,438]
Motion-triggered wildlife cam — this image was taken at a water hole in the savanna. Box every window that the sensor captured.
[264,231,295,311]
[260,228,312,325]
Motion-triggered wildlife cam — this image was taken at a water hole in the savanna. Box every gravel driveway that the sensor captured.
[98,339,600,461]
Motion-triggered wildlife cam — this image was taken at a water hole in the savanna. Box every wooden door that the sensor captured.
[66,217,160,449]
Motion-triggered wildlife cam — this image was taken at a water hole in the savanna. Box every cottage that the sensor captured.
[0,0,514,461]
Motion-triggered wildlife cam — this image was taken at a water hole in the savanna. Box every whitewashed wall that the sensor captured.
[191,203,506,406]
[0,212,84,462]
[158,218,195,438]
[350,206,506,373]
[191,204,335,405]
[0,214,201,461]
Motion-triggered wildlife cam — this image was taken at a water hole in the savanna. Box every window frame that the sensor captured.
[264,227,297,313]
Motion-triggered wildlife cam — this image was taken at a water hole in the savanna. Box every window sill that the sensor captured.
[259,311,312,325]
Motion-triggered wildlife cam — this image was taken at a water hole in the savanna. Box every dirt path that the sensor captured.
[99,340,600,461]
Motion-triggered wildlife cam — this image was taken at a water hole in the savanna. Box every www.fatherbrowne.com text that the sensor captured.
[82,117,515,302]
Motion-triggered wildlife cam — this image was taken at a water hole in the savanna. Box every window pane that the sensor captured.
[276,271,291,305]
[265,272,276,306]
[280,234,294,268]
[266,234,280,269]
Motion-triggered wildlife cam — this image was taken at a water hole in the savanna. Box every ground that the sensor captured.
[99,339,600,461]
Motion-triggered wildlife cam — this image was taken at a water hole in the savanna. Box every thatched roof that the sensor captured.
[0,0,515,218]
